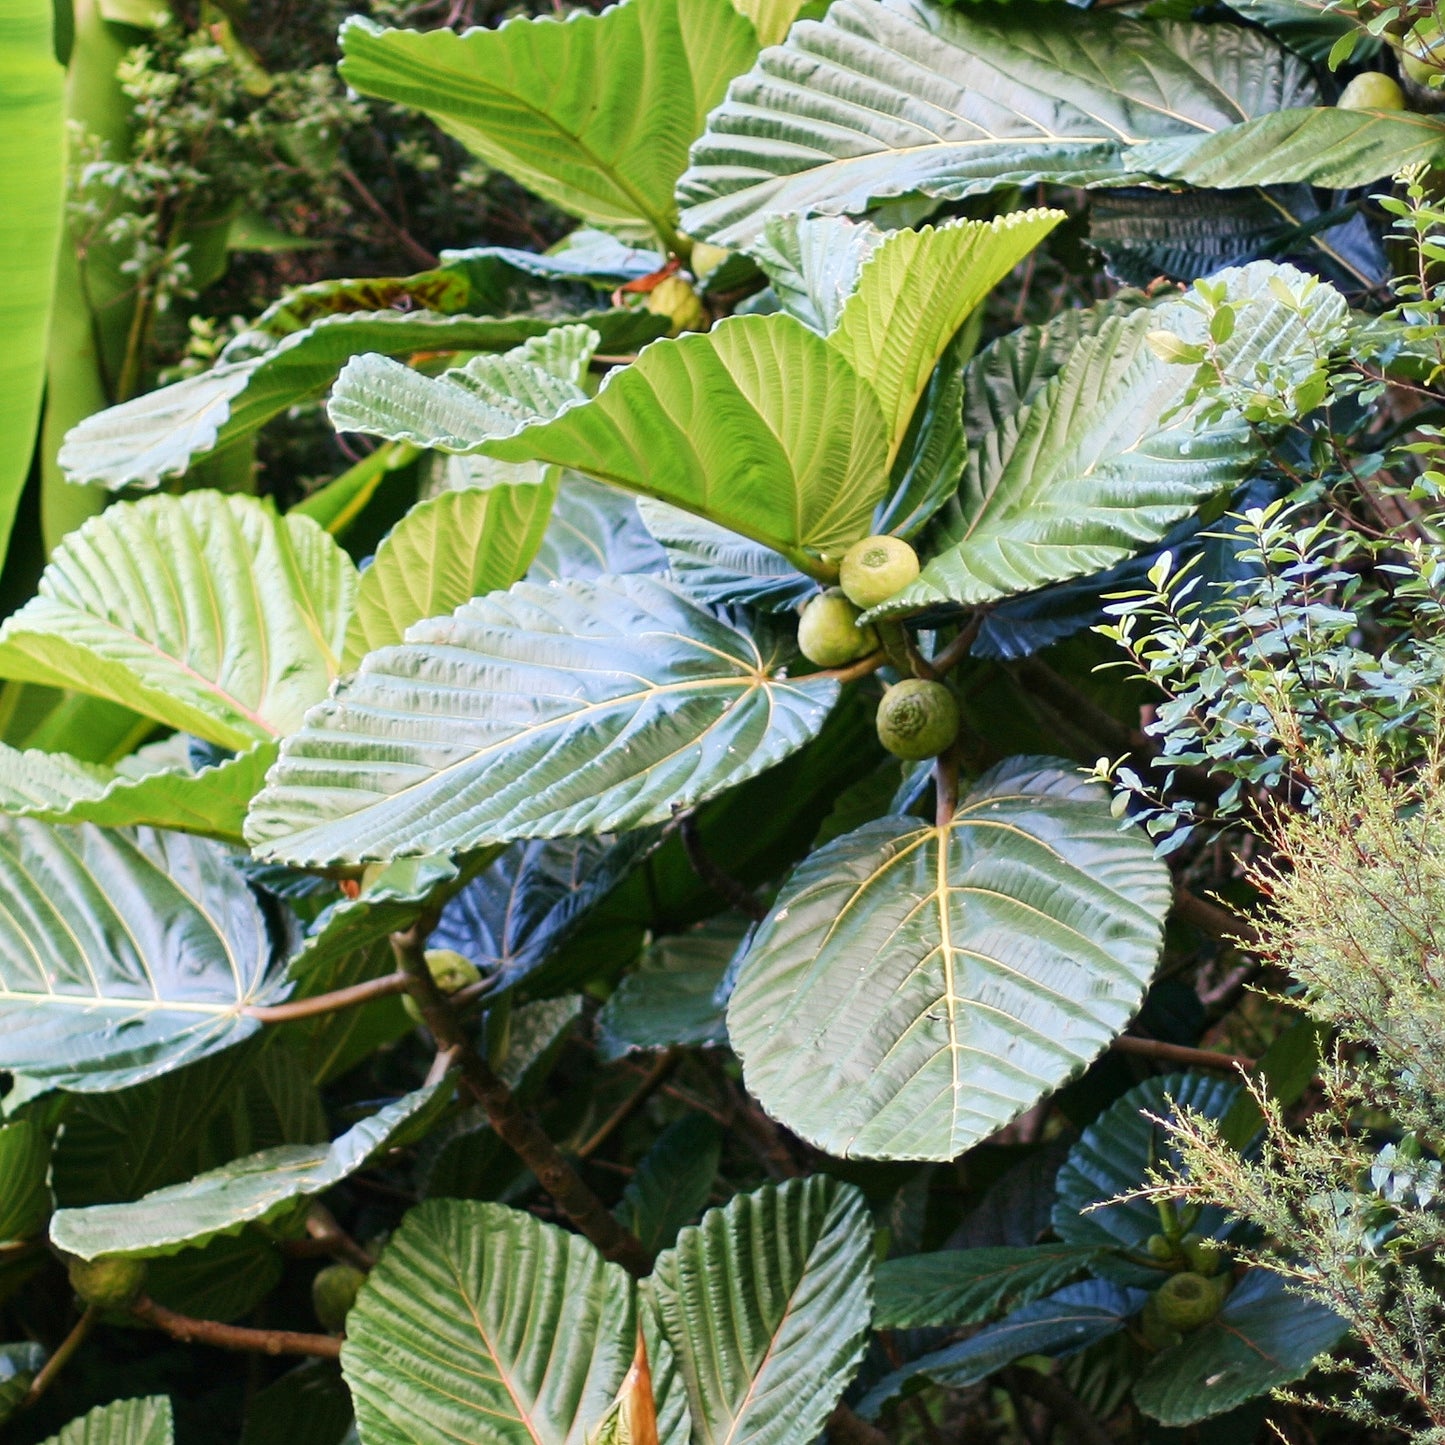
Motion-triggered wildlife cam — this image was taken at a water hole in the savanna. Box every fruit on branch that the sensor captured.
[312,1263,367,1332]
[1403,19,1445,83]
[1181,1233,1227,1276]
[839,535,921,609]
[646,276,707,335]
[1337,71,1407,108]
[1148,1270,1228,1332]
[403,947,483,1024]
[67,1255,148,1311]
[797,589,878,667]
[1146,1231,1176,1262]
[876,679,960,761]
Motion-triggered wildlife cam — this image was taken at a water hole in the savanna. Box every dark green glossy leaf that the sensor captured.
[615,1114,723,1257]
[0,1121,49,1244]
[874,1244,1105,1329]
[0,1342,46,1425]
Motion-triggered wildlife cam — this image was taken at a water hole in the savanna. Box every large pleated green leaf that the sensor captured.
[0,0,65,564]
[41,1398,173,1445]
[1129,105,1445,189]
[745,215,886,335]
[50,1081,450,1260]
[328,323,596,461]
[0,741,273,843]
[0,492,356,751]
[646,1176,873,1445]
[678,0,1316,245]
[0,823,283,1092]
[342,482,558,668]
[341,1200,646,1445]
[727,757,1170,1161]
[729,0,813,46]
[59,307,653,492]
[828,211,1063,461]
[871,262,1347,616]
[482,315,890,567]
[338,0,758,248]
[246,575,838,867]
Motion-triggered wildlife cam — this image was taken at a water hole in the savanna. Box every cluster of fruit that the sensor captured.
[1338,19,1445,109]
[797,536,961,766]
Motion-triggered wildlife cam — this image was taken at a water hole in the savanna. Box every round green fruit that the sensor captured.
[797,589,877,668]
[403,948,483,1024]
[839,535,921,609]
[1403,19,1445,82]
[646,275,707,336]
[1151,1270,1227,1331]
[1337,71,1407,108]
[1145,1232,1176,1262]
[1181,1233,1227,1277]
[312,1263,367,1332]
[876,679,961,761]
[68,1255,147,1311]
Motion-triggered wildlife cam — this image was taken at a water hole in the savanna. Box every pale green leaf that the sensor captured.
[646,1176,873,1445]
[327,324,597,455]
[872,262,1347,616]
[50,1081,451,1260]
[482,316,890,564]
[343,482,559,668]
[1128,105,1445,189]
[338,0,758,246]
[0,822,284,1092]
[744,214,886,335]
[828,211,1063,460]
[678,0,1317,246]
[0,0,64,562]
[0,492,356,751]
[729,0,813,45]
[41,1398,173,1445]
[727,758,1170,1160]
[246,575,838,867]
[341,1199,643,1445]
[0,741,274,842]
[60,308,649,493]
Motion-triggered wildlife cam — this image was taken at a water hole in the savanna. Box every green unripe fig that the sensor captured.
[839,535,921,608]
[1151,1270,1227,1331]
[1403,18,1445,83]
[312,1263,367,1332]
[1181,1233,1227,1277]
[797,589,878,668]
[645,275,707,336]
[1337,71,1406,108]
[1146,1232,1176,1262]
[68,1255,147,1311]
[876,679,961,761]
[403,948,483,1024]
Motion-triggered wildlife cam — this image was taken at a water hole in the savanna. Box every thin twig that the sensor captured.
[242,971,410,1024]
[577,1050,683,1159]
[392,923,654,1277]
[1173,888,1261,948]
[20,1306,98,1409]
[819,651,887,685]
[925,612,985,679]
[1112,1034,1256,1073]
[933,753,959,828]
[677,811,766,921]
[338,165,438,268]
[132,1297,341,1359]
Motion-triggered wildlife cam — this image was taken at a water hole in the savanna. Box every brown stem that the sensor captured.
[933,753,959,828]
[1003,1367,1113,1445]
[392,925,654,1277]
[820,651,887,685]
[20,1306,98,1409]
[338,165,439,268]
[242,971,410,1023]
[1173,888,1260,949]
[925,612,984,679]
[305,1203,375,1270]
[132,1297,340,1359]
[828,1405,891,1445]
[578,1050,682,1159]
[678,811,766,921]
[1112,1034,1255,1073]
